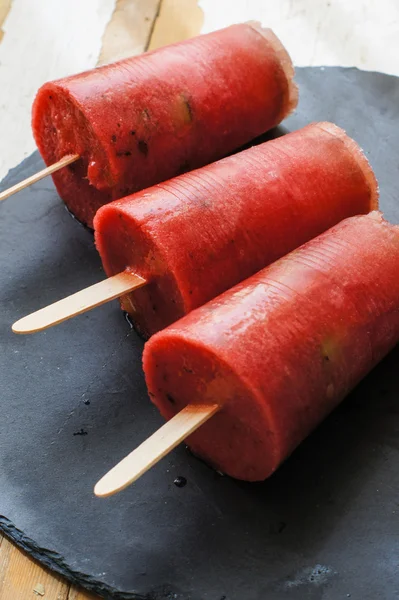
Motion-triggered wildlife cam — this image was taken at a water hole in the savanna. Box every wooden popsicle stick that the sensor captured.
[0,154,80,202]
[94,403,220,498]
[12,271,146,334]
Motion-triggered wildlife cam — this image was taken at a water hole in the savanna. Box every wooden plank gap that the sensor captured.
[98,0,162,65]
[145,0,163,51]
[147,0,203,51]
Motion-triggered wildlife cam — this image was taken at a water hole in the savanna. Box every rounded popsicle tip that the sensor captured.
[94,404,219,498]
[94,457,144,498]
[12,315,44,335]
[12,304,64,333]
[94,472,125,499]
[11,272,146,336]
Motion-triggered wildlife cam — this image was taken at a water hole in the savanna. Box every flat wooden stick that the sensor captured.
[12,271,146,334]
[94,403,220,498]
[0,154,80,202]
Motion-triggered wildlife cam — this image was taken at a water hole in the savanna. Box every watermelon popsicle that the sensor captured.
[140,212,399,484]
[31,22,298,227]
[94,122,377,338]
[13,122,378,337]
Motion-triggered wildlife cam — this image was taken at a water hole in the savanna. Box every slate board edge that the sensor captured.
[1,64,398,600]
[0,516,145,599]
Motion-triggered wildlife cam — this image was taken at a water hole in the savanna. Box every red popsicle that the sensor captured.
[143,212,399,482]
[32,23,297,227]
[94,122,377,339]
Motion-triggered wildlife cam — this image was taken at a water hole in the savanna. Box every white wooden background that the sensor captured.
[0,0,398,181]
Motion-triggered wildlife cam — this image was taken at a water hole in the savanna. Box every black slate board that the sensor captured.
[1,67,399,600]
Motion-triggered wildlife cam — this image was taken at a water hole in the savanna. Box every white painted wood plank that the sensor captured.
[200,0,399,77]
[0,0,116,180]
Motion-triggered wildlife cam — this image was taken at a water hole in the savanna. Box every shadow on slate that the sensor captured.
[1,67,399,600]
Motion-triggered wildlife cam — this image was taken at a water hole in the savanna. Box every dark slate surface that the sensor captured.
[1,67,399,600]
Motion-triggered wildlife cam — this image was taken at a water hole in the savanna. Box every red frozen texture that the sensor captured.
[143,212,399,481]
[94,122,377,338]
[31,23,297,227]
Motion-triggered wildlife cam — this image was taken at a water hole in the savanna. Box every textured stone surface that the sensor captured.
[0,67,399,599]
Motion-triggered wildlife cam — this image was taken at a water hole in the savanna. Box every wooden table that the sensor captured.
[0,0,397,597]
